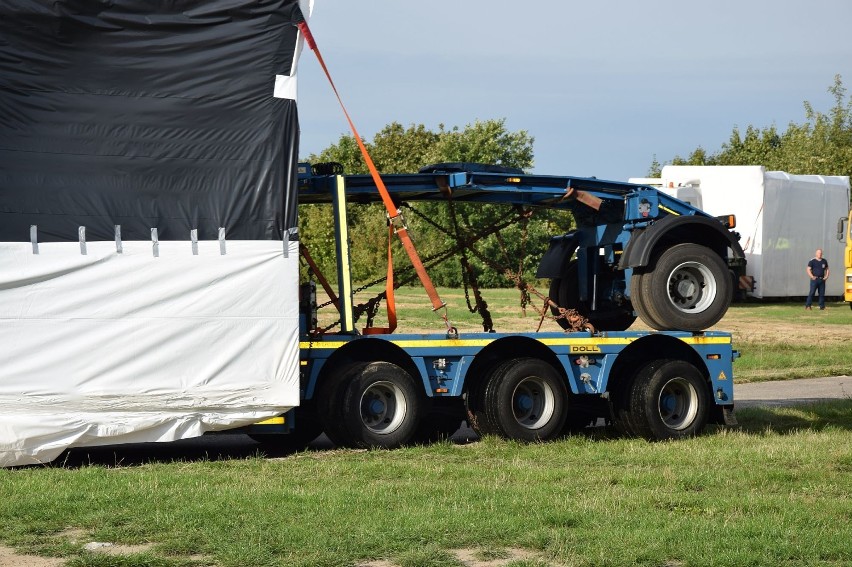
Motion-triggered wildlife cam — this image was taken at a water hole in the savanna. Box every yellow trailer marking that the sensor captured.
[300,335,731,350]
[255,416,286,425]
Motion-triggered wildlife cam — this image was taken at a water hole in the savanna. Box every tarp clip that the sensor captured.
[151,228,159,257]
[78,226,87,255]
[191,229,199,256]
[30,225,39,255]
[218,227,227,255]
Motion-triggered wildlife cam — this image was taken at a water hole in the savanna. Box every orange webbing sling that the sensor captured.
[362,225,397,335]
[297,19,453,335]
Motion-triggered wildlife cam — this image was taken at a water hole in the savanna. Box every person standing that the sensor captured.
[805,248,830,310]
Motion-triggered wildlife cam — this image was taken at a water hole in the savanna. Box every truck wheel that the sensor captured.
[317,362,366,447]
[640,243,731,331]
[620,359,709,440]
[336,361,423,449]
[549,261,636,331]
[629,271,664,330]
[479,358,567,442]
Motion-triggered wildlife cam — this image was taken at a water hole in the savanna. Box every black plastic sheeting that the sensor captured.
[0,0,305,242]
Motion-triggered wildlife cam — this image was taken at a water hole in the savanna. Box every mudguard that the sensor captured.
[618,215,745,269]
[536,232,580,278]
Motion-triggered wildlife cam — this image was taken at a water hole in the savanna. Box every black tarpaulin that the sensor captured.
[0,0,305,242]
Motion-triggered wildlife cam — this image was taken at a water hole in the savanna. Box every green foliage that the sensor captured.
[301,119,575,290]
[654,74,852,189]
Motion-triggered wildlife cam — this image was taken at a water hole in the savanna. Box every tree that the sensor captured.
[652,75,852,187]
[300,119,573,295]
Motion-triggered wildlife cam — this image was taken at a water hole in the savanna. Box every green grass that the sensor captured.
[716,300,852,382]
[733,340,852,381]
[2,402,851,567]
[3,293,849,565]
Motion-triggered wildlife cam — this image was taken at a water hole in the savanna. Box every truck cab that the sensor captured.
[839,212,852,308]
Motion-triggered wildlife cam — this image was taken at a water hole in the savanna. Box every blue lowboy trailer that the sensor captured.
[245,163,740,449]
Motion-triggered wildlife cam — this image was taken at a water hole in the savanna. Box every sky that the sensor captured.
[295,0,852,182]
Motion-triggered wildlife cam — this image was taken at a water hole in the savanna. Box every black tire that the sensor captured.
[478,358,568,442]
[317,362,367,447]
[639,243,732,331]
[335,361,423,449]
[611,359,666,438]
[629,271,664,330]
[248,405,323,452]
[466,370,500,437]
[619,359,709,440]
[549,261,636,331]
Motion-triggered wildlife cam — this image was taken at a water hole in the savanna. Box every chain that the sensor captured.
[447,198,495,333]
[311,201,592,334]
[433,208,591,333]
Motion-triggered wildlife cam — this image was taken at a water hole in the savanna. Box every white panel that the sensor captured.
[0,240,300,467]
[661,166,849,298]
[274,0,314,100]
[274,74,298,100]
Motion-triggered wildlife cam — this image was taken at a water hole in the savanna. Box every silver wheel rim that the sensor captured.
[359,380,407,435]
[658,377,699,430]
[666,261,716,313]
[511,376,556,430]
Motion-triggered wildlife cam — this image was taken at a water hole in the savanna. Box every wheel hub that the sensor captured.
[657,377,699,430]
[360,381,407,434]
[511,376,555,430]
[667,261,716,313]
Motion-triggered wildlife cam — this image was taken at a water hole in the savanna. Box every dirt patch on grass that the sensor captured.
[82,541,156,555]
[452,546,540,566]
[357,547,550,567]
[0,529,164,567]
[705,307,852,346]
[402,313,852,344]
[0,546,64,567]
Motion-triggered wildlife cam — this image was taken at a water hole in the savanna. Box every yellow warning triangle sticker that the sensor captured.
[718,371,728,381]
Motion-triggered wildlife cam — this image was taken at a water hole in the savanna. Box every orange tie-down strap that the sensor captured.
[297,19,454,334]
[363,225,397,335]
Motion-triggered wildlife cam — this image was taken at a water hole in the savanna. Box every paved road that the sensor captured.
[734,375,851,408]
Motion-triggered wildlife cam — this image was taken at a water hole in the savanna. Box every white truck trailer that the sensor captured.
[631,166,850,299]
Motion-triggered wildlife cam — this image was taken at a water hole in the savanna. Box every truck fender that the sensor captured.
[618,215,745,270]
[536,231,580,278]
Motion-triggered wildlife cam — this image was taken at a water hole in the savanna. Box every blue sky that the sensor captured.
[296,0,852,182]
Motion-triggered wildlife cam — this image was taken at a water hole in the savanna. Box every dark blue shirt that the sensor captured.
[808,257,828,278]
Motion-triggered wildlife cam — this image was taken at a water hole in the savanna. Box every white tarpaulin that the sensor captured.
[0,240,300,467]
[658,165,850,298]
